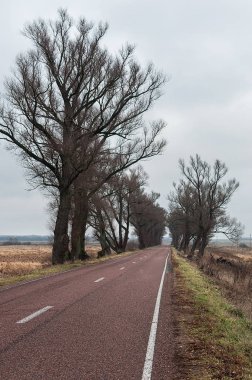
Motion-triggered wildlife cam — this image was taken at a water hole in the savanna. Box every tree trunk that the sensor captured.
[189,235,201,258]
[138,231,145,249]
[121,226,129,253]
[183,233,191,255]
[114,229,128,254]
[52,189,71,264]
[179,236,185,251]
[121,205,130,252]
[71,180,89,261]
[97,231,111,258]
[198,234,208,258]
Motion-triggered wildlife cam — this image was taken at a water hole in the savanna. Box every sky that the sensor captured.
[0,0,252,235]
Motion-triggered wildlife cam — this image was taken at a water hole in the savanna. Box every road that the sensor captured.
[0,246,174,379]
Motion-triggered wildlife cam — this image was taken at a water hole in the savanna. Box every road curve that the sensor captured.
[0,246,174,379]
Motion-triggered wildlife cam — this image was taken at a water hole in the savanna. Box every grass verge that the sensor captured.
[172,249,252,380]
[0,250,137,289]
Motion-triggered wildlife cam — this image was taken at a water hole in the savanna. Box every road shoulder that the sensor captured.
[152,251,177,380]
[172,249,252,380]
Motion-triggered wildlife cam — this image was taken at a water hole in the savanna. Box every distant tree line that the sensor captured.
[0,235,49,242]
[1,11,240,262]
[167,155,243,258]
[0,10,167,263]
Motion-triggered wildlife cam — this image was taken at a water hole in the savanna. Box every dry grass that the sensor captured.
[200,246,252,320]
[208,246,252,263]
[172,249,252,380]
[0,245,51,263]
[0,245,51,277]
[0,261,46,275]
[0,244,137,288]
[0,244,100,278]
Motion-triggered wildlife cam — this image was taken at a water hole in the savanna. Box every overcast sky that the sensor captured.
[0,0,252,236]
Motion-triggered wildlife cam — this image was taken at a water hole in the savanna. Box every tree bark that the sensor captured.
[138,231,145,249]
[97,231,111,257]
[52,189,71,264]
[189,235,201,257]
[71,180,89,261]
[119,209,130,253]
[120,228,129,253]
[198,234,208,258]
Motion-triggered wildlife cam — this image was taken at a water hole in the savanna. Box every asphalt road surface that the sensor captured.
[0,246,174,379]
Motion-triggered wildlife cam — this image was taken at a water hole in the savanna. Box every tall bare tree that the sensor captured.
[168,155,241,257]
[70,123,166,260]
[167,183,198,253]
[131,191,167,248]
[0,10,166,263]
[89,167,147,255]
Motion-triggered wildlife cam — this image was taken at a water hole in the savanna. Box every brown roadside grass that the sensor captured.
[201,247,252,321]
[207,246,252,263]
[0,244,100,277]
[172,249,252,380]
[0,245,51,276]
[0,244,140,288]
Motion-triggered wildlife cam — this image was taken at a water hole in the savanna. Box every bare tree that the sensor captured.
[131,191,167,248]
[167,182,198,253]
[213,215,244,245]
[0,10,166,264]
[89,194,112,257]
[70,122,166,261]
[168,154,241,258]
[89,167,147,255]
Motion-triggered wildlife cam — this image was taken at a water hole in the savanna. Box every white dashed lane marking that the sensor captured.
[17,306,53,324]
[94,277,105,283]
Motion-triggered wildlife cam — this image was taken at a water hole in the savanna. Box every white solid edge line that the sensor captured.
[141,253,169,380]
[94,277,105,283]
[16,306,53,324]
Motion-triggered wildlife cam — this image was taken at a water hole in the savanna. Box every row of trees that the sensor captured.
[0,10,167,263]
[88,168,166,256]
[1,11,240,260]
[167,155,243,258]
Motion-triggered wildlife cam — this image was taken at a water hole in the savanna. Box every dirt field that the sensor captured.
[0,244,101,277]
